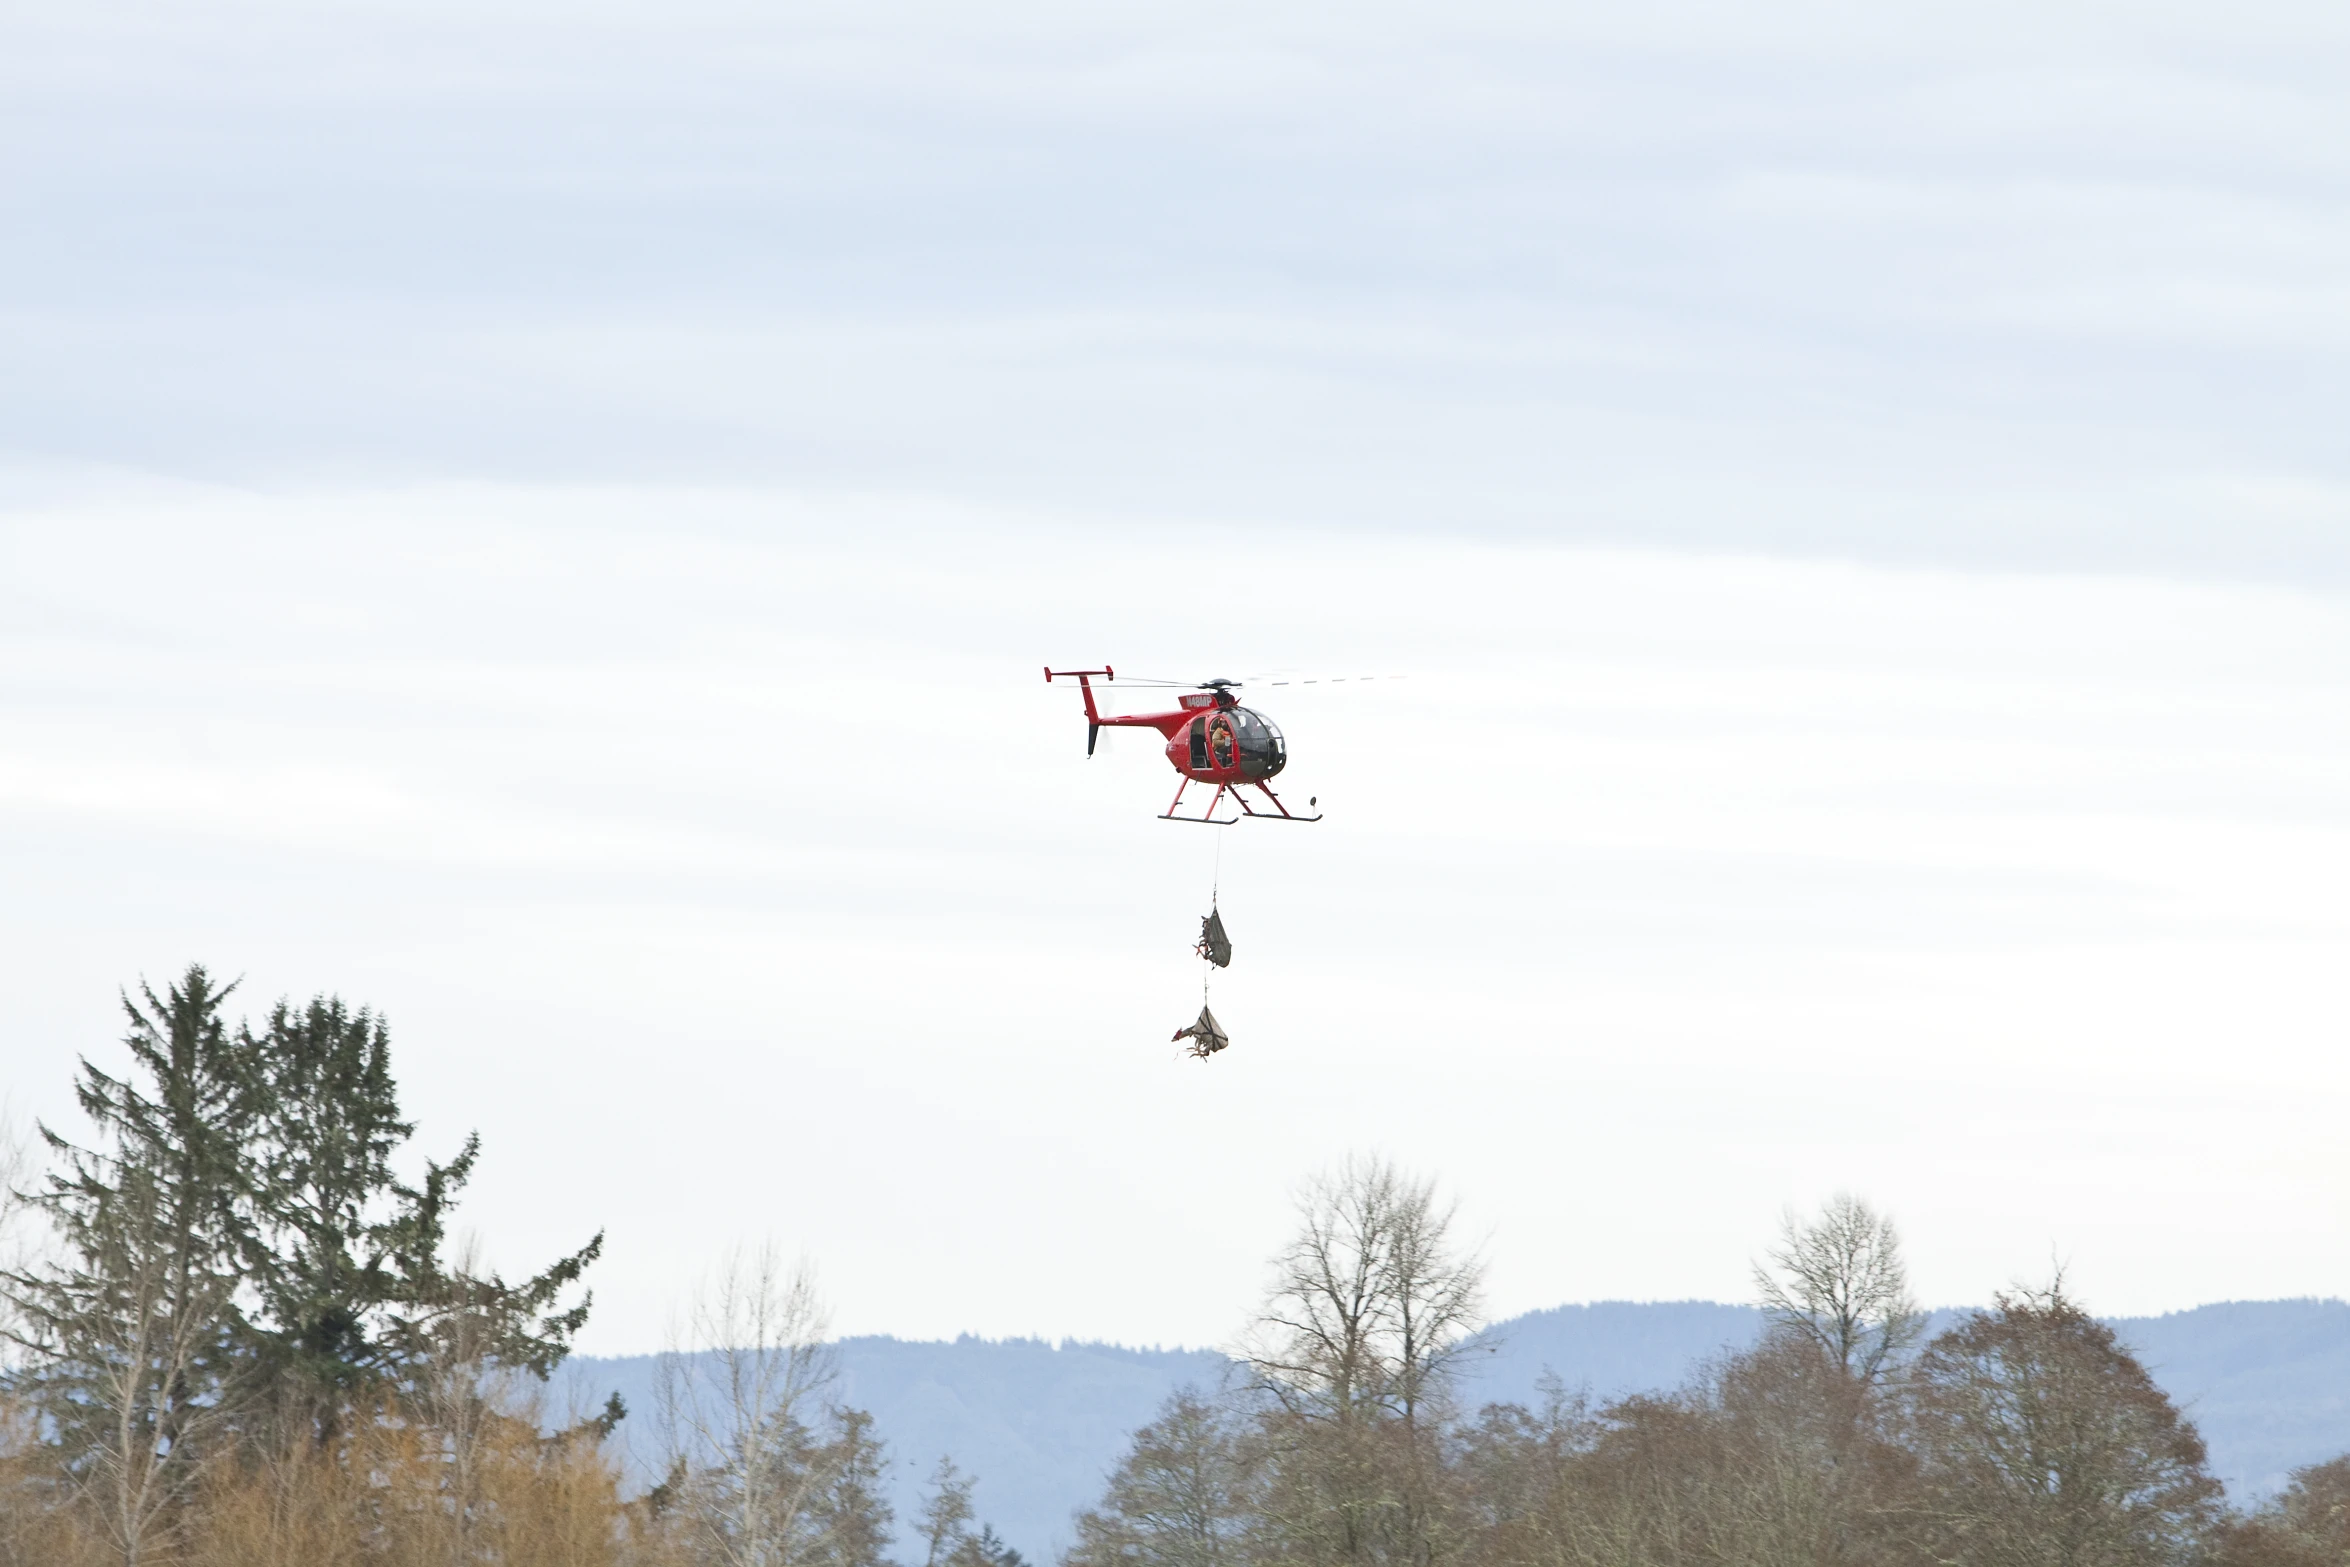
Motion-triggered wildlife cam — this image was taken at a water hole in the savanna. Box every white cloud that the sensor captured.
[2,490,2344,1350]
[6,0,2350,577]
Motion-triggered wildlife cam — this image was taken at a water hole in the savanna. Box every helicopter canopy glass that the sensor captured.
[1228,706,1287,777]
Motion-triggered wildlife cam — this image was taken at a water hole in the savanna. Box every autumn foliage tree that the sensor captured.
[1901,1281,2223,1566]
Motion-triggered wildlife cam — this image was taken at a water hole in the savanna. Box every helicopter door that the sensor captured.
[1188,717,1208,769]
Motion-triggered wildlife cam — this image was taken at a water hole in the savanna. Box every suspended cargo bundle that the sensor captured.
[1195,907,1232,968]
[1173,1005,1229,1059]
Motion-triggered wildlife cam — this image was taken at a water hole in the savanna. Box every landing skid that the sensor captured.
[1160,778,1238,825]
[1235,782,1320,823]
[1160,778,1321,825]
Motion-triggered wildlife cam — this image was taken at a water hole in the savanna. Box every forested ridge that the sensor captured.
[4,966,2348,1566]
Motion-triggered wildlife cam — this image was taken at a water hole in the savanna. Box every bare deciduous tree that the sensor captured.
[657,1245,833,1567]
[1383,1178,1483,1437]
[1752,1194,1922,1386]
[1450,1381,1604,1567]
[0,1099,35,1356]
[399,1233,514,1565]
[1244,1154,1486,1567]
[2214,1453,2350,1565]
[653,1246,891,1567]
[1067,1388,1255,1567]
[1247,1154,1486,1429]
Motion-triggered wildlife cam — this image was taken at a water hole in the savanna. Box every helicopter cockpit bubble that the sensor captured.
[1229,707,1287,779]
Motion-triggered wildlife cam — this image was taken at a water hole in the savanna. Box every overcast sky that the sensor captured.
[4,0,2348,1354]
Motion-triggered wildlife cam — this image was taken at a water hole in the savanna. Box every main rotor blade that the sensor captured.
[1094,671,1410,690]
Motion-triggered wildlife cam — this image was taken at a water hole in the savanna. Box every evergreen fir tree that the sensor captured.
[5,969,606,1462]
[0,965,260,1559]
[915,1453,976,1567]
[808,1407,897,1567]
[239,991,603,1426]
[241,995,411,1426]
[372,1125,602,1388]
[953,1523,1029,1567]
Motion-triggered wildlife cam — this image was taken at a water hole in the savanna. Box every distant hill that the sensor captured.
[1455,1300,1768,1410]
[2110,1300,2350,1497]
[562,1336,1230,1565]
[563,1298,2350,1564]
[1463,1298,2350,1500]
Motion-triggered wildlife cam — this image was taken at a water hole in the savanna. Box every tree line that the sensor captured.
[7,965,2350,1566]
[0,966,1023,1567]
[1070,1163,2350,1567]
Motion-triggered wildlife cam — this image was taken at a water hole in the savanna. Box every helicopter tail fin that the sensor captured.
[1045,667,1113,734]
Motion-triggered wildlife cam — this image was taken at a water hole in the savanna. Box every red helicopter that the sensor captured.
[1046,667,1321,824]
